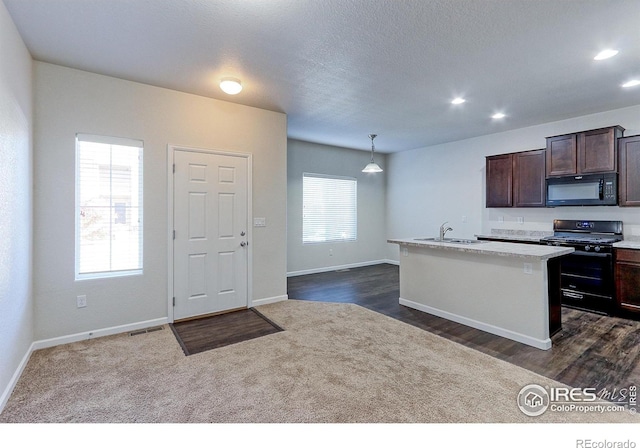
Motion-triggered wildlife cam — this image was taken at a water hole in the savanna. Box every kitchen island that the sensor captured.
[388,238,573,350]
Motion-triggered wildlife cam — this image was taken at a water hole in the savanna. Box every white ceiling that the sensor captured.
[4,0,640,153]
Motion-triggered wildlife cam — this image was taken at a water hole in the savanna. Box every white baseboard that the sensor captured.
[287,259,397,277]
[0,341,36,414]
[32,317,169,351]
[1,316,169,414]
[251,294,288,307]
[399,297,552,350]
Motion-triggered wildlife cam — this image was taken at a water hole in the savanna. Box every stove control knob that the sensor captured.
[594,246,601,252]
[584,245,591,251]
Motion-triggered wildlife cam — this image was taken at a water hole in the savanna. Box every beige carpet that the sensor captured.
[0,300,637,423]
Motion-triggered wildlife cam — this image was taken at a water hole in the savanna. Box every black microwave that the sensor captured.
[546,173,617,207]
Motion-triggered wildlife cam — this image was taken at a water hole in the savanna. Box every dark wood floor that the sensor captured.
[170,308,283,355]
[287,263,640,392]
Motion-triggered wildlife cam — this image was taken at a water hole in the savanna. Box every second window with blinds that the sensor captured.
[302,173,357,244]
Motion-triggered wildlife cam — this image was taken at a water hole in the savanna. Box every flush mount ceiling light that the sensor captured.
[622,79,640,88]
[362,134,383,173]
[451,97,466,105]
[492,112,506,120]
[594,49,619,60]
[220,77,242,95]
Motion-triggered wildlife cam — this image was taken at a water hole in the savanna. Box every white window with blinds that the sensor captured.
[303,173,357,244]
[75,134,143,280]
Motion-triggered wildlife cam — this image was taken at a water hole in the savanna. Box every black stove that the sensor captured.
[540,220,623,315]
[540,220,623,254]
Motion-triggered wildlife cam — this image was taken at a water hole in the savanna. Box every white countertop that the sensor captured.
[388,238,574,260]
[475,233,543,243]
[614,240,640,250]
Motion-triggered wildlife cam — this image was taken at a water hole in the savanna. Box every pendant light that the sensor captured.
[362,134,383,173]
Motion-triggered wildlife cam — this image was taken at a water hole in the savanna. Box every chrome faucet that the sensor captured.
[439,221,453,240]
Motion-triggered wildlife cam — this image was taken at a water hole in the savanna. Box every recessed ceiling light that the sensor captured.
[220,77,243,95]
[594,49,619,60]
[492,112,506,120]
[622,79,640,88]
[451,97,466,105]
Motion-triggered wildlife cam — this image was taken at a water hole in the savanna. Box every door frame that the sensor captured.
[167,144,253,323]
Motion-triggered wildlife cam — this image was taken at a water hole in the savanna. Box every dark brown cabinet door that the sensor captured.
[615,249,640,314]
[618,134,640,207]
[546,126,623,177]
[546,134,577,176]
[578,126,622,174]
[513,149,546,207]
[486,154,513,207]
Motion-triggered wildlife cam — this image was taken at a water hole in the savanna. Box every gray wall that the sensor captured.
[386,105,640,261]
[0,1,33,409]
[287,139,388,275]
[33,62,288,340]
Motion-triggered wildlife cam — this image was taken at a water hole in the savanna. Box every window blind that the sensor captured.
[303,173,357,244]
[75,134,143,279]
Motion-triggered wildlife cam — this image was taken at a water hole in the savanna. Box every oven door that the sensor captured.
[559,250,614,314]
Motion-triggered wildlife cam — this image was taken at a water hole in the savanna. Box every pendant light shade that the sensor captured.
[362,134,383,173]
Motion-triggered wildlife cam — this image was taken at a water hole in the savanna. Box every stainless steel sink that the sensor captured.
[414,237,486,245]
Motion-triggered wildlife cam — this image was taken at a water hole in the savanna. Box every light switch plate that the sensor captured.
[254,217,266,227]
[517,217,524,224]
[523,263,532,274]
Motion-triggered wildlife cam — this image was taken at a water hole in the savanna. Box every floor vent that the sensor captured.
[129,326,164,336]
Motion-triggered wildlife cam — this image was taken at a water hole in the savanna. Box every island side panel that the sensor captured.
[547,257,562,337]
[398,245,551,349]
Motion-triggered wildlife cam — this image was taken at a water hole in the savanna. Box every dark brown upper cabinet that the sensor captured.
[618,134,640,207]
[486,149,545,208]
[486,153,513,207]
[546,134,576,176]
[546,126,624,177]
[513,149,546,207]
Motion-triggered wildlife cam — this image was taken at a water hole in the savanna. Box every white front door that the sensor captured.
[172,148,249,320]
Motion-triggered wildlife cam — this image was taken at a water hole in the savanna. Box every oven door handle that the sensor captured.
[563,291,584,300]
[570,250,611,258]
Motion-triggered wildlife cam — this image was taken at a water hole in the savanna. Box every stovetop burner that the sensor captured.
[540,220,623,253]
[541,235,621,245]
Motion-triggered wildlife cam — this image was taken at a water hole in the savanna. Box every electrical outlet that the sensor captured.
[462,216,467,223]
[498,216,504,223]
[402,248,409,257]
[329,249,333,257]
[77,295,87,308]
[517,217,524,224]
[523,263,532,275]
